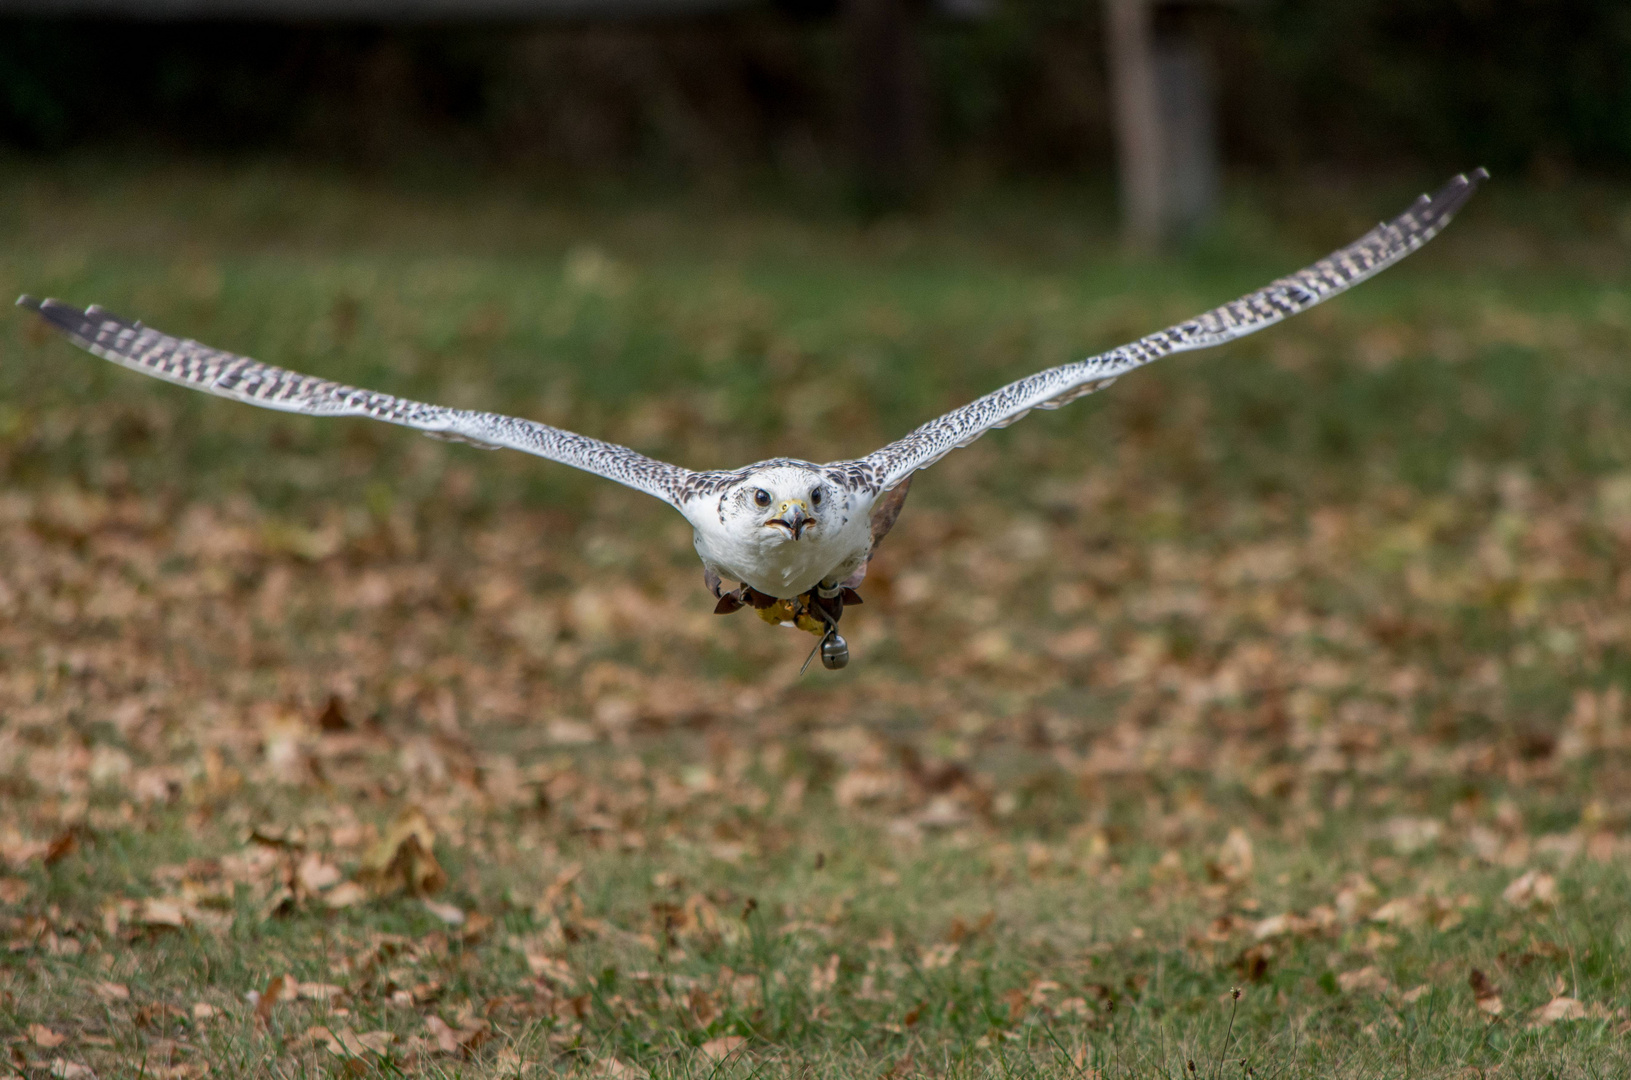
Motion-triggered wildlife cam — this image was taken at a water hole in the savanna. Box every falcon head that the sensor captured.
[726,464,836,544]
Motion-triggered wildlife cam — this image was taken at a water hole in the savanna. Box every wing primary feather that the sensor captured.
[18,296,693,506]
[847,170,1487,491]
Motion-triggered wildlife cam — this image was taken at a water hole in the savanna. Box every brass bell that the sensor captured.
[820,632,849,670]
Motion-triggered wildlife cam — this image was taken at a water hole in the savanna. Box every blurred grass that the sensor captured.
[1,159,1630,1078]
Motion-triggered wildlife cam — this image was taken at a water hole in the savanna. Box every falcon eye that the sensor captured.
[811,487,823,506]
[753,489,771,507]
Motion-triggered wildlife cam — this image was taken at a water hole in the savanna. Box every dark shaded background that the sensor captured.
[1,0,1627,183]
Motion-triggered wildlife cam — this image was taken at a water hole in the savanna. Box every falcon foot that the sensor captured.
[710,580,863,670]
[710,583,861,634]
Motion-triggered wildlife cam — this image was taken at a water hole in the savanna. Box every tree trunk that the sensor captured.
[1154,34,1218,235]
[1106,0,1164,249]
[845,0,927,211]
[1107,0,1219,247]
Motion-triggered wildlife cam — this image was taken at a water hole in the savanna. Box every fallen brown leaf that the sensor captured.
[152,1067,206,1080]
[0,834,50,868]
[44,829,81,866]
[1369,897,1425,928]
[1336,967,1391,996]
[809,954,839,995]
[423,899,465,925]
[424,1015,459,1054]
[297,982,344,1003]
[536,863,583,913]
[1382,816,1442,856]
[1212,828,1255,883]
[257,886,295,921]
[30,1024,67,1048]
[317,695,350,732]
[135,898,189,930]
[493,1046,529,1078]
[249,824,306,850]
[1502,870,1558,908]
[1469,968,1504,1017]
[254,973,296,1024]
[308,1025,394,1057]
[700,1035,745,1062]
[526,953,574,986]
[294,854,341,895]
[358,808,446,897]
[424,1014,490,1057]
[324,882,370,909]
[1530,996,1586,1027]
[92,981,130,1001]
[134,1004,188,1027]
[1334,876,1380,922]
[461,911,494,942]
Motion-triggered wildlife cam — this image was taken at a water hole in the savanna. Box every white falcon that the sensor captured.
[18,171,1485,669]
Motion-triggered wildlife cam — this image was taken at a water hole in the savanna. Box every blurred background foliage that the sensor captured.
[0,0,1626,182]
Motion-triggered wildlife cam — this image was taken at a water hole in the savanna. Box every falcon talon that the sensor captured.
[749,589,839,637]
[19,173,1488,670]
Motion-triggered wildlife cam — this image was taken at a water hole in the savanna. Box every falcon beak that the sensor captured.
[769,499,812,539]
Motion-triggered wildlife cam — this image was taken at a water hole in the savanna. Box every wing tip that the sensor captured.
[1425,167,1489,223]
[1449,166,1490,201]
[17,296,143,344]
[19,296,98,339]
[17,295,88,315]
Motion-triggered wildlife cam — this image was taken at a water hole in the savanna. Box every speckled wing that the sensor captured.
[16,297,693,506]
[855,170,1487,492]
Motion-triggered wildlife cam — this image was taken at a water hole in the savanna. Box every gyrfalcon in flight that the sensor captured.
[18,170,1486,670]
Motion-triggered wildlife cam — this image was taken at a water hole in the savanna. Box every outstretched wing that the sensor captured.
[854,170,1487,491]
[16,297,694,506]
